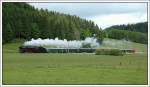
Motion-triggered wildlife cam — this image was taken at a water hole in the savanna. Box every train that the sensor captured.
[19,45,135,54]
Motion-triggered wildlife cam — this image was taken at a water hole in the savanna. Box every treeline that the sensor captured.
[105,22,148,44]
[105,29,147,44]
[3,2,148,45]
[2,2,104,44]
[105,22,148,33]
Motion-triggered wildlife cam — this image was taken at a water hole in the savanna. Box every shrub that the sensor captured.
[95,49,124,56]
[82,43,91,48]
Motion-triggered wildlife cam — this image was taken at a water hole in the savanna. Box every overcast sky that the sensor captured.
[29,3,147,29]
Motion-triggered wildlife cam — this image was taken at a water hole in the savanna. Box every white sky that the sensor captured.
[88,12,147,29]
[29,3,147,29]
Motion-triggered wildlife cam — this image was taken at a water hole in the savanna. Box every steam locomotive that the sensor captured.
[19,45,135,53]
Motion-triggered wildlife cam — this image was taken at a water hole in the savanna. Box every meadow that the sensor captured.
[2,39,148,85]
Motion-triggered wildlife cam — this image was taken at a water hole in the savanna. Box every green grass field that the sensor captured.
[2,39,148,85]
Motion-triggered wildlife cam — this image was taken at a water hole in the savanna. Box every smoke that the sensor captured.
[23,37,100,48]
[101,39,132,49]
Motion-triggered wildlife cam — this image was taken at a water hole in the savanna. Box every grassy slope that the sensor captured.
[2,39,148,84]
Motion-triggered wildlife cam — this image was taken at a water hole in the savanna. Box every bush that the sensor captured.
[95,49,124,56]
[82,43,91,48]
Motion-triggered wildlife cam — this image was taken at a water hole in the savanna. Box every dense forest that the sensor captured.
[105,22,148,44]
[2,2,148,44]
[105,22,148,33]
[2,2,104,44]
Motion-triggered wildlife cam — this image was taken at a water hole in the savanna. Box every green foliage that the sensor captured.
[95,29,105,43]
[106,29,147,44]
[95,49,124,56]
[82,43,91,48]
[105,22,148,33]
[30,23,41,39]
[105,22,148,44]
[2,23,14,43]
[81,29,92,39]
[2,2,104,43]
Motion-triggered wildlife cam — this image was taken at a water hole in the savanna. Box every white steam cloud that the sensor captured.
[23,37,99,48]
[101,39,132,49]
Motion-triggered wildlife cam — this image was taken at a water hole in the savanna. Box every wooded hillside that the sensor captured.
[105,22,148,33]
[2,2,104,44]
[105,22,148,44]
[2,2,148,44]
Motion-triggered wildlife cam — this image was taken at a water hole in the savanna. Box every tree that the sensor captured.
[106,29,147,44]
[2,2,105,43]
[105,22,148,33]
[3,23,14,43]
[30,23,40,39]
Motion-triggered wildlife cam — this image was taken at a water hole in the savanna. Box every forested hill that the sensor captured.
[2,2,104,44]
[105,22,148,33]
[104,22,148,44]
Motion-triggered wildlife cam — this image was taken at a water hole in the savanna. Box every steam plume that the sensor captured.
[23,37,99,48]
